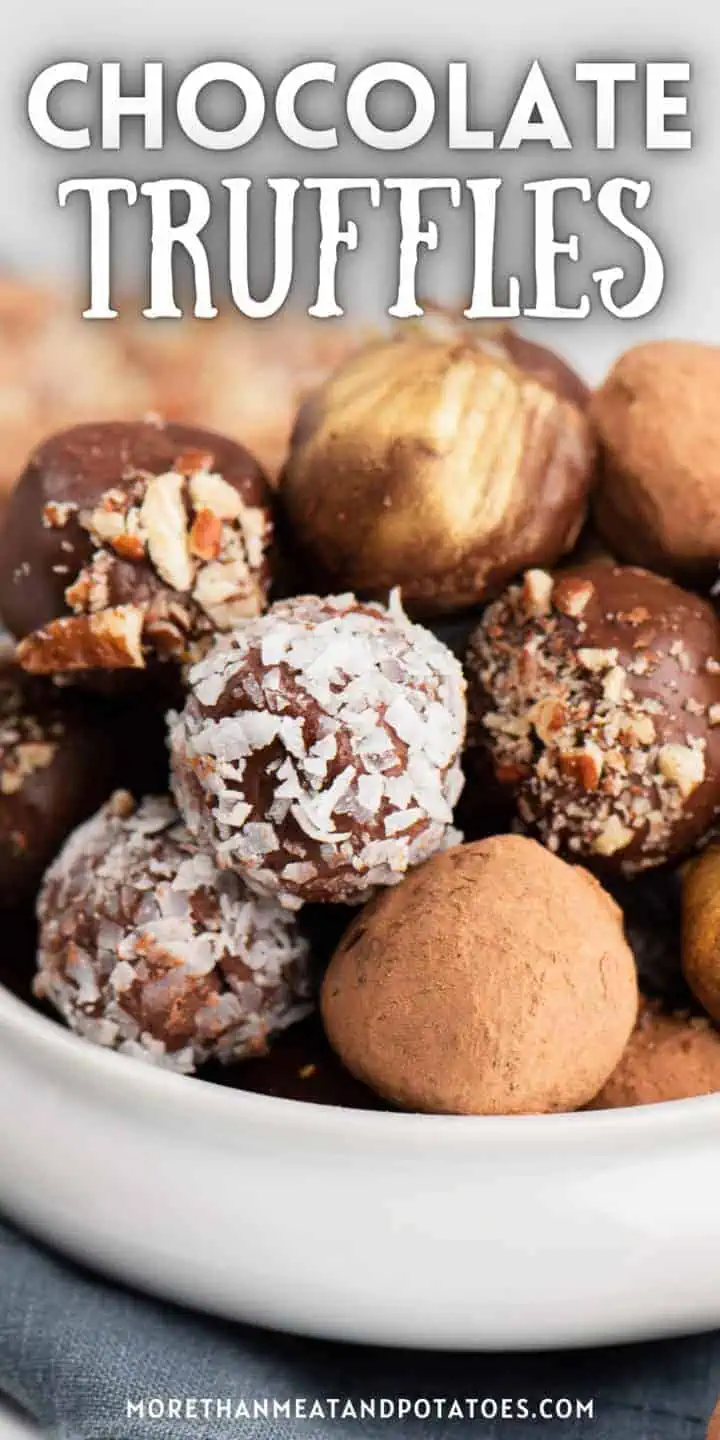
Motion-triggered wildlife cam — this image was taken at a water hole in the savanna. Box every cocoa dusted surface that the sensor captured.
[588,1000,720,1110]
[321,835,638,1116]
[0,853,697,1112]
[592,340,720,583]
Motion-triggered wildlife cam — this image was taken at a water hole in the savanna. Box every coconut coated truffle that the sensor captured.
[591,341,720,582]
[169,592,466,909]
[0,419,273,675]
[35,792,312,1073]
[589,1000,720,1109]
[280,321,595,616]
[467,561,720,872]
[321,835,638,1115]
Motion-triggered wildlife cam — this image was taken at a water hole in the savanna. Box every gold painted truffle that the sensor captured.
[321,835,638,1115]
[591,340,720,582]
[280,321,595,616]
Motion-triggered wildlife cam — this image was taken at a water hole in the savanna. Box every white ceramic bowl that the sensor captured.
[2,979,720,1350]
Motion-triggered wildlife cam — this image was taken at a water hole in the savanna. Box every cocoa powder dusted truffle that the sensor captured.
[467,561,720,872]
[0,420,273,675]
[35,792,312,1074]
[321,835,638,1115]
[589,1000,720,1110]
[280,320,595,617]
[0,651,121,903]
[591,341,720,582]
[169,592,466,909]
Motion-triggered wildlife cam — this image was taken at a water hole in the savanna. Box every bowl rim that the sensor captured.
[2,980,719,1155]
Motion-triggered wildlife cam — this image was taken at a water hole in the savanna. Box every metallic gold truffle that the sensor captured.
[280,321,595,616]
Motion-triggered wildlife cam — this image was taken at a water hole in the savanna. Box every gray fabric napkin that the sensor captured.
[0,1218,718,1440]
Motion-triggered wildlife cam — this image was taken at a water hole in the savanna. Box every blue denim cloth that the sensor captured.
[0,1218,717,1440]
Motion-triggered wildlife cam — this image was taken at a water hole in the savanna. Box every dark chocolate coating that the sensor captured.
[489,329,590,411]
[0,657,121,903]
[0,419,271,641]
[467,561,720,871]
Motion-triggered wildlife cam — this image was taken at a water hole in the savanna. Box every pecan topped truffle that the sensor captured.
[0,649,120,902]
[0,420,273,675]
[169,591,466,909]
[466,561,720,871]
[35,792,312,1073]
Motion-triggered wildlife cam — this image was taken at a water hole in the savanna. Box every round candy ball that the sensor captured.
[279,322,595,617]
[591,341,720,583]
[588,1000,720,1110]
[321,834,638,1115]
[466,561,720,872]
[0,419,273,677]
[469,319,591,412]
[169,592,466,909]
[35,792,312,1073]
[0,651,121,903]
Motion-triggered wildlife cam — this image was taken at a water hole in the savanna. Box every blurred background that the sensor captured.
[0,0,715,503]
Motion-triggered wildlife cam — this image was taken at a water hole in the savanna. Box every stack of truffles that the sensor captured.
[2,312,720,1115]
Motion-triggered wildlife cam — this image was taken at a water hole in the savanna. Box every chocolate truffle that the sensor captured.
[169,591,466,909]
[709,1401,720,1440]
[0,651,120,903]
[589,1000,720,1109]
[0,420,273,675]
[279,320,595,616]
[467,562,720,872]
[321,835,638,1115]
[681,845,720,1024]
[591,341,720,582]
[35,792,312,1073]
[473,320,591,411]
